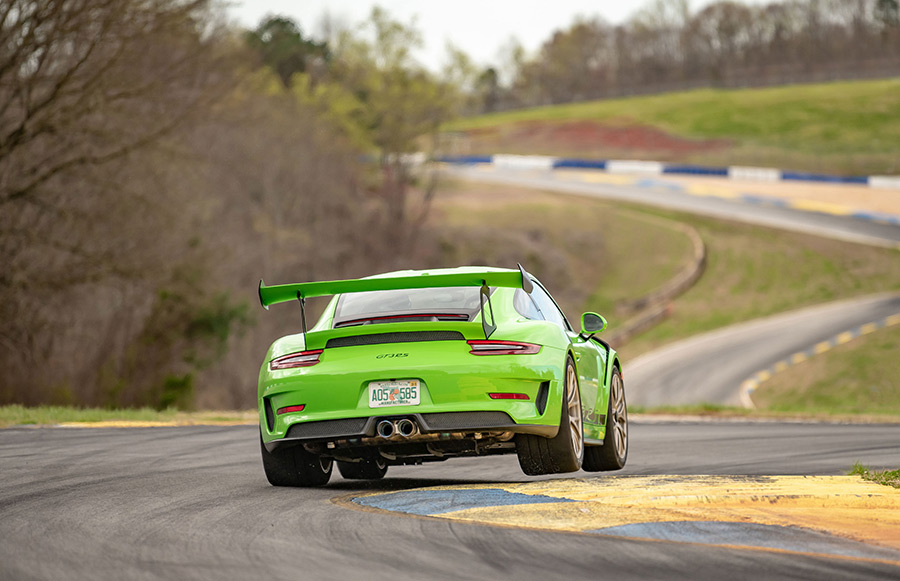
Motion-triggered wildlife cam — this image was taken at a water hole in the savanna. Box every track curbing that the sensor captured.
[739,313,900,408]
[349,474,900,565]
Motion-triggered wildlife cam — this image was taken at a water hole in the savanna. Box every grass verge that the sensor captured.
[431,179,696,318]
[0,405,255,428]
[751,323,900,415]
[851,463,900,489]
[619,207,900,360]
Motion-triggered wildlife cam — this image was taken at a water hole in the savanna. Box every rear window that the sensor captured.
[333,286,484,327]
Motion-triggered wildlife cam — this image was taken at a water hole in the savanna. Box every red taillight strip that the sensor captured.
[488,393,530,400]
[276,404,306,415]
[467,340,541,355]
[269,349,323,370]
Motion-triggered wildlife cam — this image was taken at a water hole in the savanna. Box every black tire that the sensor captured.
[516,356,584,476]
[583,366,628,471]
[260,434,332,487]
[337,456,388,480]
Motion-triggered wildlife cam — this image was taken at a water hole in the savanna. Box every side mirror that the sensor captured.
[581,312,607,336]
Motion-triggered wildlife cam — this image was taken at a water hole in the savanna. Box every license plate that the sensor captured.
[368,379,420,408]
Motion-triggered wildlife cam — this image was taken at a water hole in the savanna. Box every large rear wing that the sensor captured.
[258,265,533,339]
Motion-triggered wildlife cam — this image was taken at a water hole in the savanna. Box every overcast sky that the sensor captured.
[227,0,764,71]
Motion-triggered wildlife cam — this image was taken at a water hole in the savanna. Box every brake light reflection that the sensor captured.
[269,349,323,370]
[467,340,540,355]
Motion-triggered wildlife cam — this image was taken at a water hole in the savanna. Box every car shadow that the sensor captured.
[326,476,527,492]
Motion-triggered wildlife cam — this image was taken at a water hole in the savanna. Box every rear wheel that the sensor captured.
[260,434,333,487]
[337,456,388,480]
[583,366,628,471]
[516,356,584,475]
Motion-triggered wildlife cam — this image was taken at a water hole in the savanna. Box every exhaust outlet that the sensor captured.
[376,420,394,438]
[396,418,418,437]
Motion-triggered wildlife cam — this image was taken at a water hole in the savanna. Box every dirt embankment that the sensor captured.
[462,120,730,160]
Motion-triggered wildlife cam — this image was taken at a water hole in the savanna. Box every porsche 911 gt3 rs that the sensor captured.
[257,265,627,486]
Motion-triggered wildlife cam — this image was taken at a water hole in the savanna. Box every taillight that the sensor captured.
[269,349,323,370]
[467,340,540,355]
[276,404,306,415]
[488,393,530,400]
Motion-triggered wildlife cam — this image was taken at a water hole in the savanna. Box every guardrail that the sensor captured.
[437,154,900,189]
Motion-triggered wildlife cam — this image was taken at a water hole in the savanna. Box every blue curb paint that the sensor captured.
[851,211,900,225]
[590,521,900,561]
[740,194,789,208]
[354,488,575,516]
[634,179,685,192]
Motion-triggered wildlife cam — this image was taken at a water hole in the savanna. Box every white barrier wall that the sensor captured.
[492,155,556,170]
[606,160,664,175]
[728,166,782,182]
[870,176,900,190]
[439,153,900,190]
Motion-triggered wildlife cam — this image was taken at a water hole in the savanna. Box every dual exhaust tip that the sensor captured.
[376,418,418,439]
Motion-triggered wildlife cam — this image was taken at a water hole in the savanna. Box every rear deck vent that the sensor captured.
[326,331,465,349]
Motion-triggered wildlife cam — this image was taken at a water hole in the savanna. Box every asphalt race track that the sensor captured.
[2,423,899,580]
[446,165,900,248]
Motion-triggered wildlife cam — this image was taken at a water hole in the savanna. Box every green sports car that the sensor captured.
[257,265,627,486]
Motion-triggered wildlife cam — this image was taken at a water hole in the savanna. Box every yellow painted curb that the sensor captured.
[571,172,636,186]
[789,199,853,216]
[422,476,900,554]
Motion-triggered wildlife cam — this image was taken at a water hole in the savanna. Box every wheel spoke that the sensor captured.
[611,373,627,459]
[567,366,583,460]
[615,424,627,452]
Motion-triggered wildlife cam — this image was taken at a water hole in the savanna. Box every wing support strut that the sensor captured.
[480,280,496,339]
[297,292,308,335]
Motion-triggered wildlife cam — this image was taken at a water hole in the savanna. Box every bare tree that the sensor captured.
[0,0,239,405]
[496,0,900,108]
[0,0,231,208]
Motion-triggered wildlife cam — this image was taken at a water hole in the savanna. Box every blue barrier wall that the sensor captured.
[662,164,729,177]
[437,154,891,187]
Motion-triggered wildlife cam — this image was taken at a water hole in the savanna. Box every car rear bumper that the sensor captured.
[262,410,558,452]
[258,340,567,446]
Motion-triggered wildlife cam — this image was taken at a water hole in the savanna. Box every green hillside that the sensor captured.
[449,78,900,175]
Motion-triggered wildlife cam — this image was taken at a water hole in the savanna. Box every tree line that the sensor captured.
[0,2,460,409]
[468,0,900,112]
[4,0,896,410]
